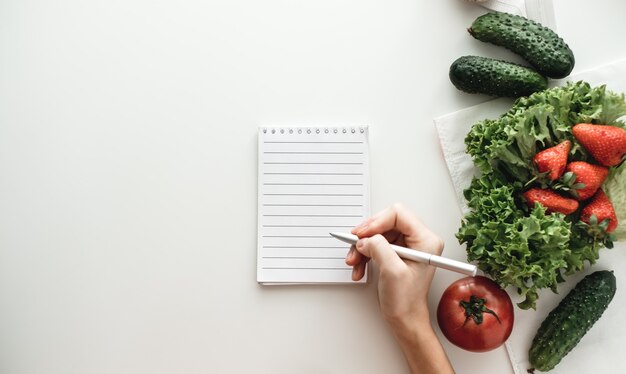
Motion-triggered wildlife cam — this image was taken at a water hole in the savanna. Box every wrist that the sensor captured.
[388,312,435,344]
[388,313,455,374]
[384,302,431,334]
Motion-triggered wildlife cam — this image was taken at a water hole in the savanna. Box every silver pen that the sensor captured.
[330,232,477,277]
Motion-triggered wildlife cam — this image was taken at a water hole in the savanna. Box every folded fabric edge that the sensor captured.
[505,341,523,374]
[433,119,471,216]
[480,0,527,17]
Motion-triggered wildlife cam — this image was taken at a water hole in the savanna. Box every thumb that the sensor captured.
[356,234,405,269]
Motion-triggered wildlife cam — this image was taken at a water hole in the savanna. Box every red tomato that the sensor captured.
[437,276,514,352]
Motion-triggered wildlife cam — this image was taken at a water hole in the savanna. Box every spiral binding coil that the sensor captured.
[261,127,367,135]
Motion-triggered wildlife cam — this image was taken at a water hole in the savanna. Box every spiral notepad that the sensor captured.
[257,126,370,284]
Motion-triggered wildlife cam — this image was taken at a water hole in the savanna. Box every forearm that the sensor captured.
[390,318,455,374]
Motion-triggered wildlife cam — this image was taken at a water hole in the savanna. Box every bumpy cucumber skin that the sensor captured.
[469,12,575,79]
[529,270,616,372]
[449,55,547,98]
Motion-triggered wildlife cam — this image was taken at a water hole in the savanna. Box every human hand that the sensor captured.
[345,203,444,328]
[346,203,454,373]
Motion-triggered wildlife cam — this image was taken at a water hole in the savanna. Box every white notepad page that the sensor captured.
[257,126,370,284]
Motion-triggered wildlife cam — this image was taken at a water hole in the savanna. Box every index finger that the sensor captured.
[352,203,424,239]
[352,203,444,257]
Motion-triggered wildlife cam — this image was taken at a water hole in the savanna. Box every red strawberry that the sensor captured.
[533,140,571,180]
[523,188,579,215]
[565,161,609,201]
[572,124,626,166]
[580,189,618,233]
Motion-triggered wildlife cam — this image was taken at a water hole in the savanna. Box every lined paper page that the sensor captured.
[257,126,370,284]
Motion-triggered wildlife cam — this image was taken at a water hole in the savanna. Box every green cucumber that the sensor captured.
[469,12,575,79]
[529,270,616,372]
[449,55,547,98]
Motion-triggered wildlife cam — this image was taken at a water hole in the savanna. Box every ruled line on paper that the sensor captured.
[263,204,362,207]
[262,235,334,238]
[264,141,363,144]
[262,256,346,259]
[263,225,354,228]
[263,183,363,186]
[263,193,363,196]
[262,267,352,270]
[263,162,363,165]
[263,246,347,249]
[264,172,363,175]
[264,152,364,155]
[263,215,360,217]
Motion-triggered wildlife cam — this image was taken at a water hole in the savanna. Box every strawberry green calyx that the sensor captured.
[580,189,618,233]
[564,162,609,201]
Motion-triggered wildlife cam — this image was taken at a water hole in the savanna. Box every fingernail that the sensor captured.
[345,248,353,263]
[352,218,370,234]
[354,225,369,236]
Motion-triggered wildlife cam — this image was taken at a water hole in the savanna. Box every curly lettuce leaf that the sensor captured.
[605,162,626,240]
[458,81,626,309]
[457,175,571,309]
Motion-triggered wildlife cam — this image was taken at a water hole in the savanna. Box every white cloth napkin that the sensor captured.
[479,0,556,30]
[434,58,626,374]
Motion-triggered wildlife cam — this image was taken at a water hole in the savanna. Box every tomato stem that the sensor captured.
[460,295,501,325]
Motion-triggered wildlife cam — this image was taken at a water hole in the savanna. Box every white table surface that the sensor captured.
[1,1,625,373]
